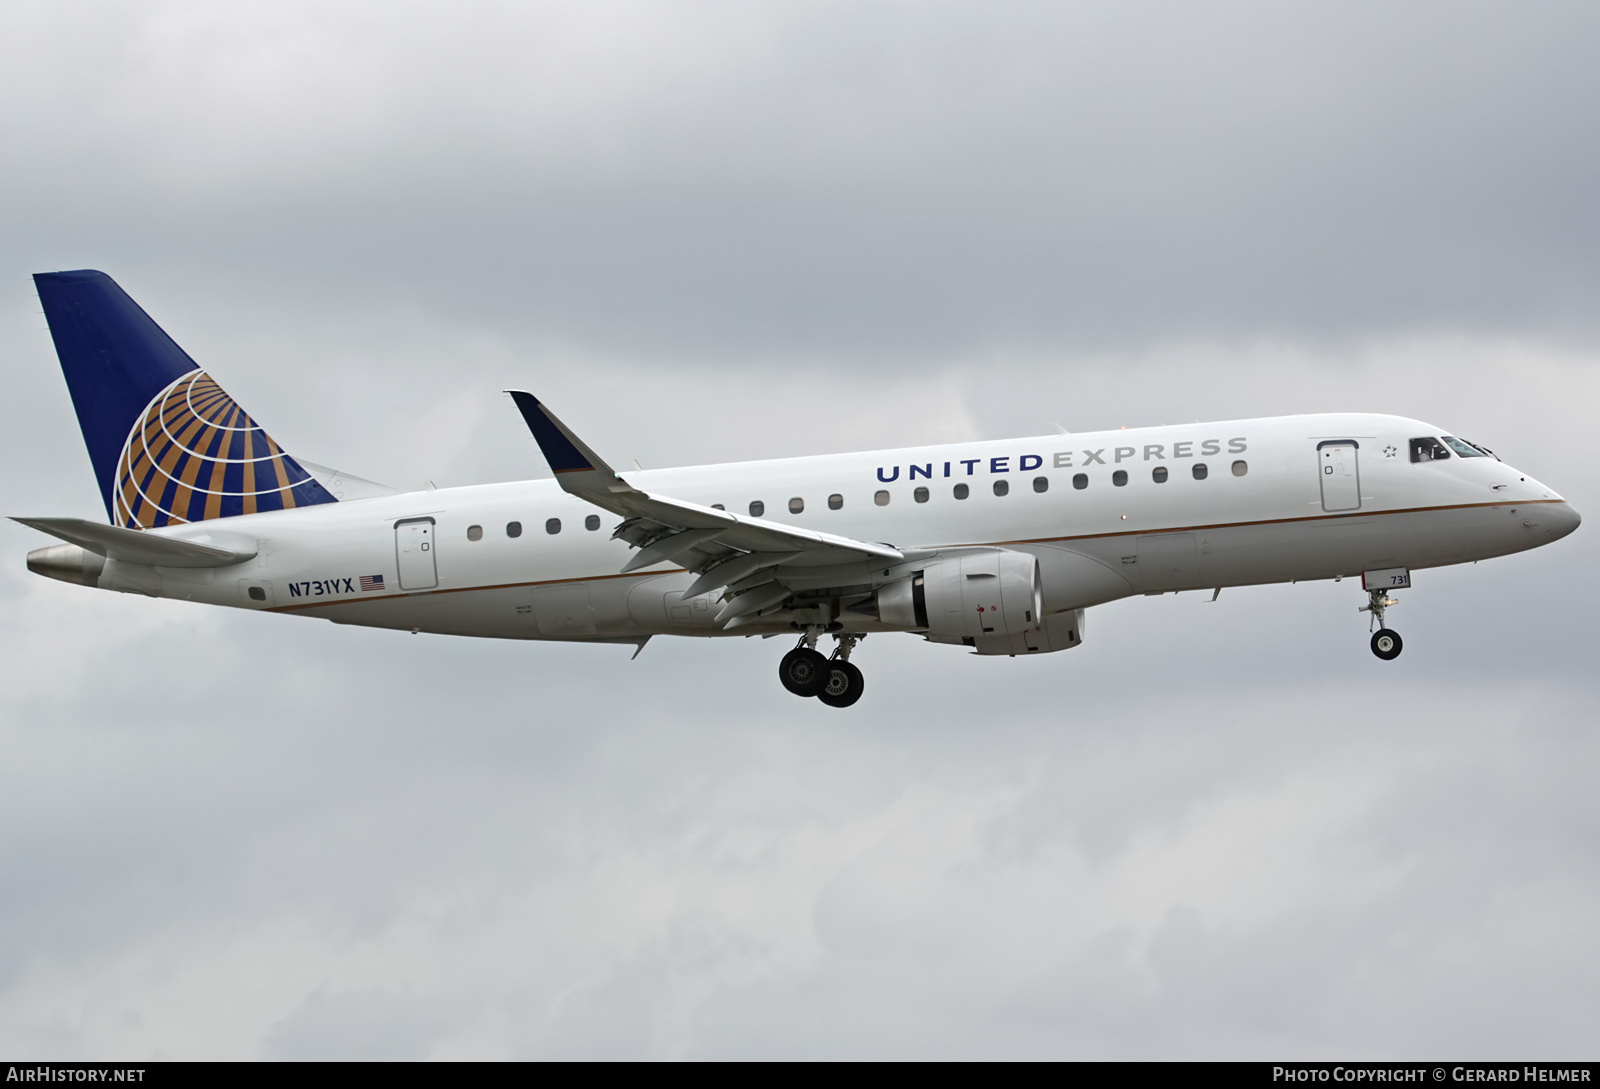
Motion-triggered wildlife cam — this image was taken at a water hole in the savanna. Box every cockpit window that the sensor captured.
[1410,437,1451,462]
[1441,436,1488,458]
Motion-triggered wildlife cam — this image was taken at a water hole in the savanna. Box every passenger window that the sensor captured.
[993,480,1009,496]
[874,490,891,506]
[467,524,484,541]
[545,518,561,535]
[1073,473,1088,490]
[585,515,601,531]
[789,497,804,514]
[1193,463,1209,480]
[1410,437,1450,462]
[1033,476,1048,493]
[914,486,929,503]
[711,503,725,510]
[1152,467,1168,483]
[1232,460,1248,477]
[953,483,969,500]
[505,521,522,538]
[1441,436,1488,458]
[828,494,843,510]
[247,585,266,601]
[749,500,765,517]
[1112,470,1127,487]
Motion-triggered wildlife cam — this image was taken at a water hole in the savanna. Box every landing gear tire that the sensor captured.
[779,647,832,697]
[816,660,865,708]
[1370,629,1403,661]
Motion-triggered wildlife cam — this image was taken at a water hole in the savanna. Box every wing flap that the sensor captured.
[620,527,724,573]
[682,551,800,598]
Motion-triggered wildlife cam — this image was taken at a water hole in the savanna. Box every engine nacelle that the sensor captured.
[875,549,1083,655]
[968,608,1084,656]
[875,548,1037,635]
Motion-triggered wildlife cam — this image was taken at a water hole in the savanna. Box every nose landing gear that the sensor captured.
[1370,628,1403,661]
[1361,587,1403,661]
[779,632,866,706]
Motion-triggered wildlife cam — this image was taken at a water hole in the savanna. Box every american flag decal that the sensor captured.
[359,574,385,592]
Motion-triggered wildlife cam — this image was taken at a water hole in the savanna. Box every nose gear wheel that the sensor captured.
[1370,629,1403,660]
[1359,587,1404,661]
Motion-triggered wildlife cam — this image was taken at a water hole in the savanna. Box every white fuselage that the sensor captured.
[102,413,1578,648]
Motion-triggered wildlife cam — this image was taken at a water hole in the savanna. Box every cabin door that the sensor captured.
[395,518,438,590]
[1318,441,1361,512]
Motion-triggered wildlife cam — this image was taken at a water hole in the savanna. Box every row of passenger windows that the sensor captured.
[462,460,1251,538]
[465,514,602,540]
[737,461,1248,513]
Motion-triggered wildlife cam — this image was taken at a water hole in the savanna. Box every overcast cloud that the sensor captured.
[1,1,1597,1059]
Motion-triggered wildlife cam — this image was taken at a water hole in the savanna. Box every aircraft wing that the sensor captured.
[508,392,908,614]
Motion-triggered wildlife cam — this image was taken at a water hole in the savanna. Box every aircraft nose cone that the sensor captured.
[1549,501,1582,540]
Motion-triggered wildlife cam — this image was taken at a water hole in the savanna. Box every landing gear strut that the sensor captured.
[818,634,866,708]
[1361,588,1403,661]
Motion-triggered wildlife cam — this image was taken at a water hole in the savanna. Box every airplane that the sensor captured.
[16,270,1581,708]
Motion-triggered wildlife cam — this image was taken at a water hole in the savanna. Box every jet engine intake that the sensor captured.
[869,549,1084,655]
[873,548,1043,638]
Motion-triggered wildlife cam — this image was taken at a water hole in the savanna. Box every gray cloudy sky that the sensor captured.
[2,1,1598,1059]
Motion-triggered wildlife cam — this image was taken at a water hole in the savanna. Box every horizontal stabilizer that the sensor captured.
[12,517,257,568]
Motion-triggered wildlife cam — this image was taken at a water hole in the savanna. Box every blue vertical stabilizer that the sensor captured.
[34,270,336,527]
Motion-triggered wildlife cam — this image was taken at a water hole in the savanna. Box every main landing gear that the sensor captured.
[1361,587,1403,661]
[778,632,866,707]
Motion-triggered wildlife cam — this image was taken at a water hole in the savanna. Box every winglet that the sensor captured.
[506,392,640,509]
[507,391,604,473]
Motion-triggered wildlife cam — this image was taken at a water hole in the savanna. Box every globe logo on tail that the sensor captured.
[114,370,335,528]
